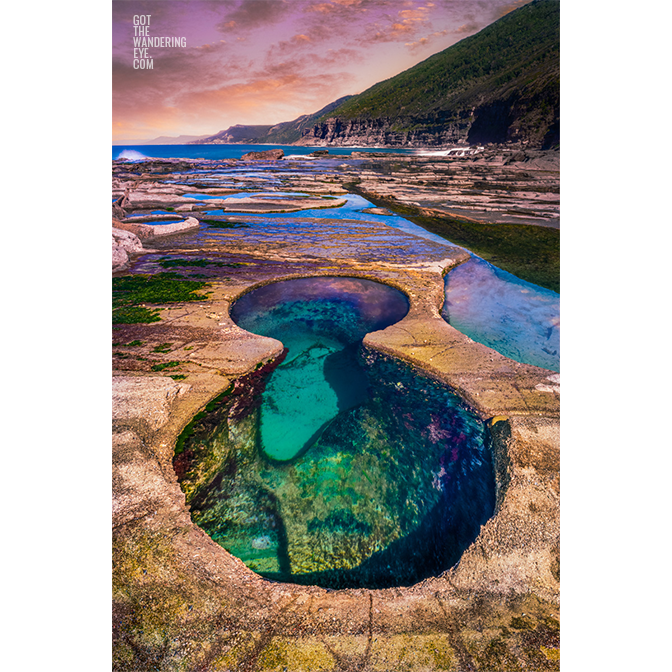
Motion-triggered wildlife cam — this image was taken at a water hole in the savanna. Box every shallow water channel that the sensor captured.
[174,277,496,589]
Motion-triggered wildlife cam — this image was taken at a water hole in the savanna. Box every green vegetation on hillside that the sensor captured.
[192,1,559,148]
[328,0,558,121]
[313,0,559,146]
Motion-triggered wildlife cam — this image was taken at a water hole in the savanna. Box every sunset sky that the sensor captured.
[113,0,534,143]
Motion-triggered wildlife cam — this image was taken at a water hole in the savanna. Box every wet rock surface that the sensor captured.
[342,148,560,228]
[112,150,559,670]
[241,149,285,161]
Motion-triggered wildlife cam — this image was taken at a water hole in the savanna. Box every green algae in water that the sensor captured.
[175,277,496,589]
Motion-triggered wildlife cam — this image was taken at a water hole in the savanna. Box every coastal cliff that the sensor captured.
[192,0,559,150]
[300,0,559,149]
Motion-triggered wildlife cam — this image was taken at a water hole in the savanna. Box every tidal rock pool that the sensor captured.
[443,257,560,372]
[174,277,496,589]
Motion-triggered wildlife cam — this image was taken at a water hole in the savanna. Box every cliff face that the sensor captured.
[299,95,558,148]
[296,115,472,147]
[301,0,559,149]
[300,100,558,148]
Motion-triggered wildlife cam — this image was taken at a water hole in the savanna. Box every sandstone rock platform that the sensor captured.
[112,152,560,671]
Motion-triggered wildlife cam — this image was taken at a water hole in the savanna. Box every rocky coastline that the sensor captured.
[112,149,559,671]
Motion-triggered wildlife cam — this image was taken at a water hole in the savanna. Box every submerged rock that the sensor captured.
[177,344,495,589]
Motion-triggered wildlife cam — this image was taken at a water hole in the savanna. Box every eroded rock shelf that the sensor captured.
[112,149,559,671]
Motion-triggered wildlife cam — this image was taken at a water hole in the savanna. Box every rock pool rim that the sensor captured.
[133,265,556,597]
[223,269,538,428]
[222,272,501,467]
[226,272,414,318]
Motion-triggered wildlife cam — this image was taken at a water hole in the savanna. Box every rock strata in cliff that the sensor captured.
[297,115,472,147]
[301,0,559,149]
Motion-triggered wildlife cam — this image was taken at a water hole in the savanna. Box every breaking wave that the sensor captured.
[116,149,149,161]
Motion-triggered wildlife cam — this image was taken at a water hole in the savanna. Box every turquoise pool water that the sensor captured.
[176,276,496,588]
[230,277,410,461]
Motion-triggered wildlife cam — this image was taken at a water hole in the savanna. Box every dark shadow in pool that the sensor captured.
[322,343,370,412]
[258,464,495,590]
[256,343,373,464]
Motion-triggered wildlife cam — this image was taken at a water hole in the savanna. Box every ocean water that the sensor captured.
[112,144,418,161]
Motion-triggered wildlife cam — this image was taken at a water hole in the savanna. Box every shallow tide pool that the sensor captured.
[443,257,560,372]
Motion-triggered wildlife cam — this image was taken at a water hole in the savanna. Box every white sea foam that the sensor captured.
[415,149,449,156]
[117,149,149,161]
[415,147,484,157]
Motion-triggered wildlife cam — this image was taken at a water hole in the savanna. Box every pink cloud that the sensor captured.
[405,29,448,52]
[216,0,290,31]
[112,0,537,142]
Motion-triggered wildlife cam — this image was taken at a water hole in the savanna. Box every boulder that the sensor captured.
[112,199,126,219]
[241,149,284,161]
[504,150,528,165]
[113,220,155,240]
[113,217,200,242]
[153,217,200,236]
[112,225,143,271]
[112,242,128,271]
[112,186,131,218]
